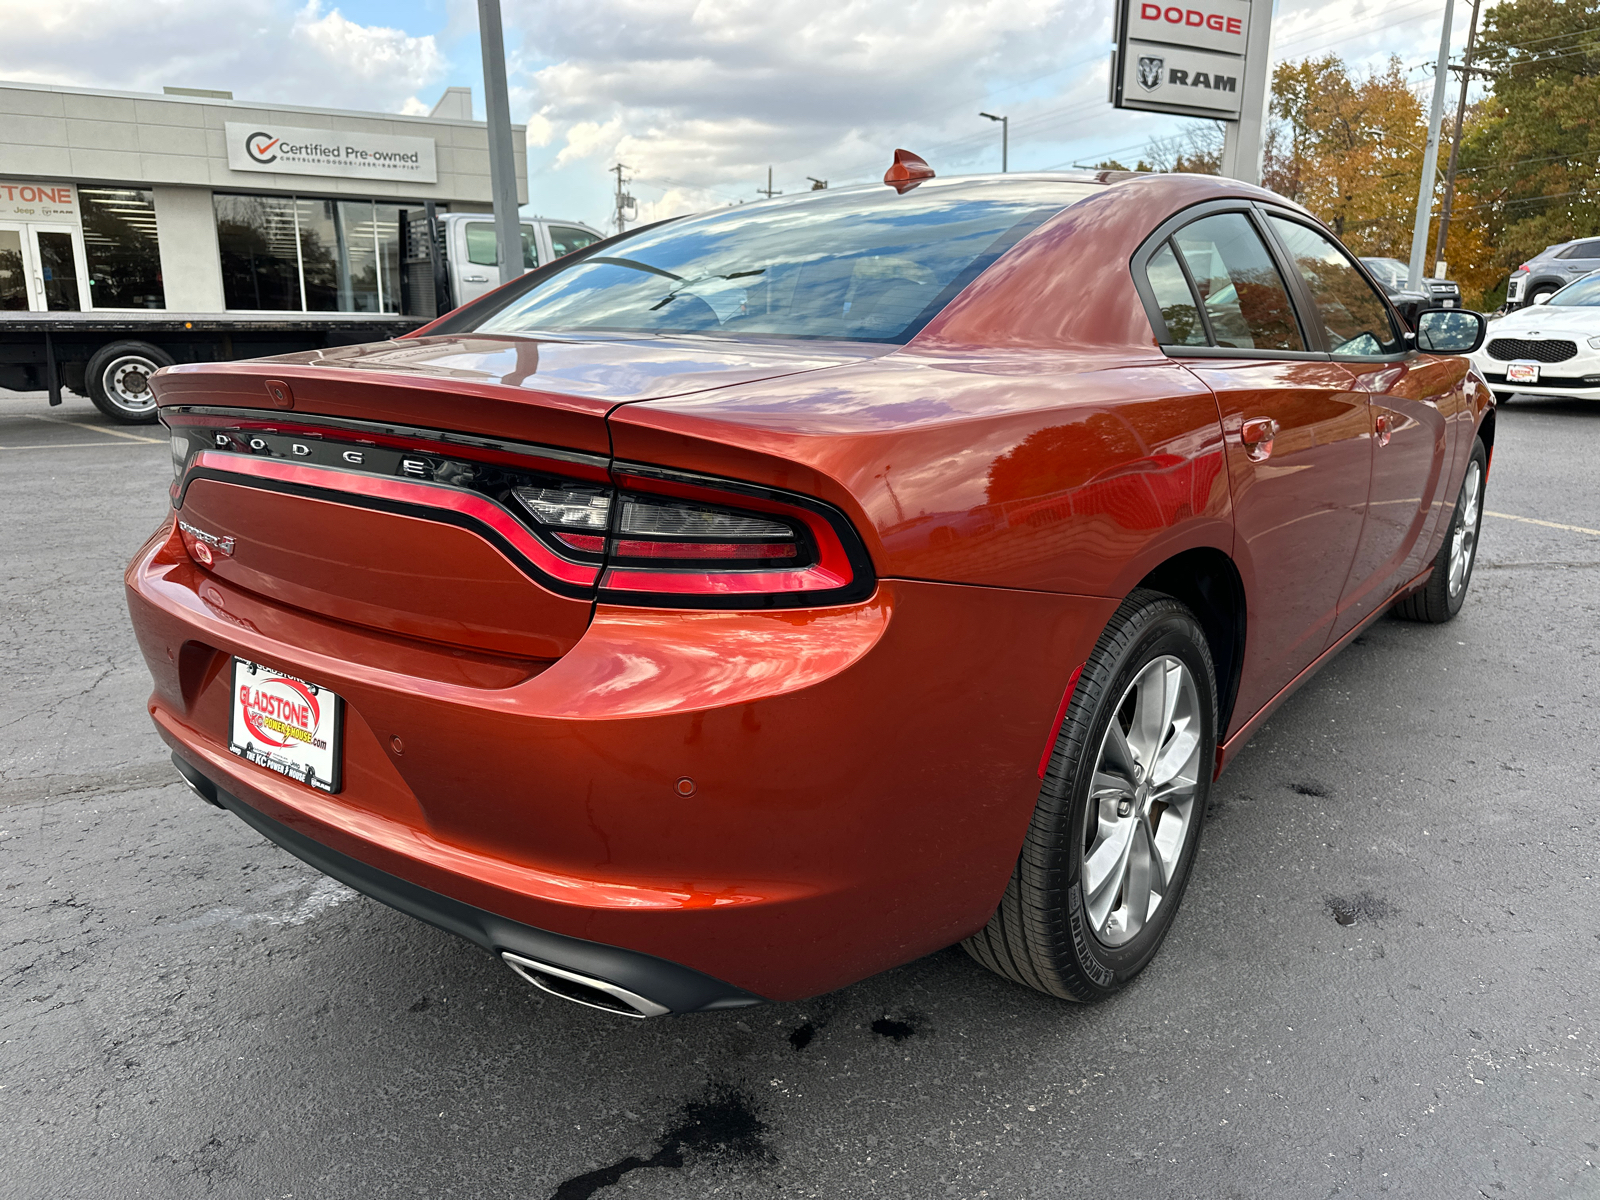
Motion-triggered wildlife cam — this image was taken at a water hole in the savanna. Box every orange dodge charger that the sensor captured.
[127,163,1493,1017]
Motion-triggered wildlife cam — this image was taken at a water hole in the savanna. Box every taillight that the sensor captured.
[598,468,873,608]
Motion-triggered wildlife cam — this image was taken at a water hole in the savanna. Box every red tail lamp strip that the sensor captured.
[1037,664,1086,780]
[187,451,599,588]
[602,471,858,597]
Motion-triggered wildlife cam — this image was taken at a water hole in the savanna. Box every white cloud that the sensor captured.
[511,0,1103,216]
[0,0,448,114]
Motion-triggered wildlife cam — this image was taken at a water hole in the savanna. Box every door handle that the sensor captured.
[1240,417,1278,462]
[1375,412,1392,447]
[463,273,489,283]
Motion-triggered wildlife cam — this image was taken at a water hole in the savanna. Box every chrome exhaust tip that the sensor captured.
[501,951,671,1019]
[171,752,223,808]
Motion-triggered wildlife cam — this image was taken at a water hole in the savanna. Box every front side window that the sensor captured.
[1170,212,1304,352]
[79,187,165,309]
[472,179,1094,343]
[1268,215,1403,357]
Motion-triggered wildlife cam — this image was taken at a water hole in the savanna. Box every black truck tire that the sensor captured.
[85,340,173,424]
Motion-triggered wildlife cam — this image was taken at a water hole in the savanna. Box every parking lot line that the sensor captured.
[0,441,165,451]
[23,414,164,444]
[1484,509,1600,537]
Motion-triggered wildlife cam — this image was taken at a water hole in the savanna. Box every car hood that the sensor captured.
[1486,306,1600,336]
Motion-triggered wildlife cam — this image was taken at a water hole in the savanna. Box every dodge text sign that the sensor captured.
[225,123,438,183]
[1127,0,1250,55]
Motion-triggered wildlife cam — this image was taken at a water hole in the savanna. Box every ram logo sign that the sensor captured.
[1138,56,1165,91]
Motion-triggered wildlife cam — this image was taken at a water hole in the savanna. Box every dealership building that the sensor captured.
[0,81,528,316]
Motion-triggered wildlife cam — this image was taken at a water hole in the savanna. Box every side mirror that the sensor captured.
[1532,291,1552,305]
[1415,307,1486,354]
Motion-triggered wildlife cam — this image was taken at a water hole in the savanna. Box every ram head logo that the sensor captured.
[1138,56,1164,91]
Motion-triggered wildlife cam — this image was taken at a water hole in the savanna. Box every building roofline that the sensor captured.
[0,79,523,131]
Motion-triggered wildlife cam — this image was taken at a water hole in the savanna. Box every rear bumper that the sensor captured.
[127,516,1115,1001]
[169,750,759,1014]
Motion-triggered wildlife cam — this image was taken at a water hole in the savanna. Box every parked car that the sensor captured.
[129,168,1492,1017]
[1360,255,1463,310]
[1472,269,1600,400]
[1505,236,1600,308]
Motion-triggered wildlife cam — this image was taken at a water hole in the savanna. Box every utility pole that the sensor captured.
[611,163,633,234]
[979,112,1008,171]
[1407,0,1456,292]
[807,177,828,190]
[1435,0,1484,274]
[757,167,782,199]
[477,0,523,285]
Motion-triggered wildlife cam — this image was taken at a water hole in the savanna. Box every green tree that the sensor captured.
[1262,56,1427,255]
[1458,0,1600,273]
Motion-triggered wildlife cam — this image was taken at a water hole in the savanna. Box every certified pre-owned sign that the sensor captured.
[225,122,438,183]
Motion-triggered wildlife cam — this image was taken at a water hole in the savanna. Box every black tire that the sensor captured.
[1393,436,1488,623]
[1491,390,1514,404]
[963,588,1217,1002]
[1527,285,1559,305]
[85,340,172,424]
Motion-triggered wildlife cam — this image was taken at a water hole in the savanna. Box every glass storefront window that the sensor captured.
[216,192,428,313]
[216,194,301,311]
[79,187,165,309]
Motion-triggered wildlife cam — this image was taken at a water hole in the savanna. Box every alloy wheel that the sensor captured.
[1082,655,1204,947]
[1448,459,1483,598]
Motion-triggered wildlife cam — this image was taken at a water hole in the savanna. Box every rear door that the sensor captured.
[1262,212,1461,641]
[1556,239,1600,284]
[1138,206,1372,734]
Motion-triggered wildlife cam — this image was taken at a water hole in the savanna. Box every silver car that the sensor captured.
[1505,237,1600,308]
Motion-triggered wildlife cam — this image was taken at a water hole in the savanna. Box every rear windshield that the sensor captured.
[471,178,1095,344]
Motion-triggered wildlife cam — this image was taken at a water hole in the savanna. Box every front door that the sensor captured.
[1260,214,1459,640]
[0,222,89,311]
[1157,211,1373,732]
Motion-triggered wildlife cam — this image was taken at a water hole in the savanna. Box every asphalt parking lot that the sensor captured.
[2,386,1597,1200]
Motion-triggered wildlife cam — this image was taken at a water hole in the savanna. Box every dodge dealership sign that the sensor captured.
[1113,0,1253,119]
[224,123,438,183]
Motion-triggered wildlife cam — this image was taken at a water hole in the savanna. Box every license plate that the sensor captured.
[1442,299,1457,308]
[229,658,343,793]
[1506,361,1540,384]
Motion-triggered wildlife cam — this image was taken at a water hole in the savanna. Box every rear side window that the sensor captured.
[1170,213,1304,352]
[1556,240,1600,259]
[1146,241,1207,345]
[1267,215,1403,357]
[549,225,601,259]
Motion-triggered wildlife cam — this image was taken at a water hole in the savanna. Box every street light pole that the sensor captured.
[1407,0,1456,292]
[979,112,1008,172]
[477,0,523,286]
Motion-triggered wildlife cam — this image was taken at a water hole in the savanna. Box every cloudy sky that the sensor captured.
[0,0,1485,231]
